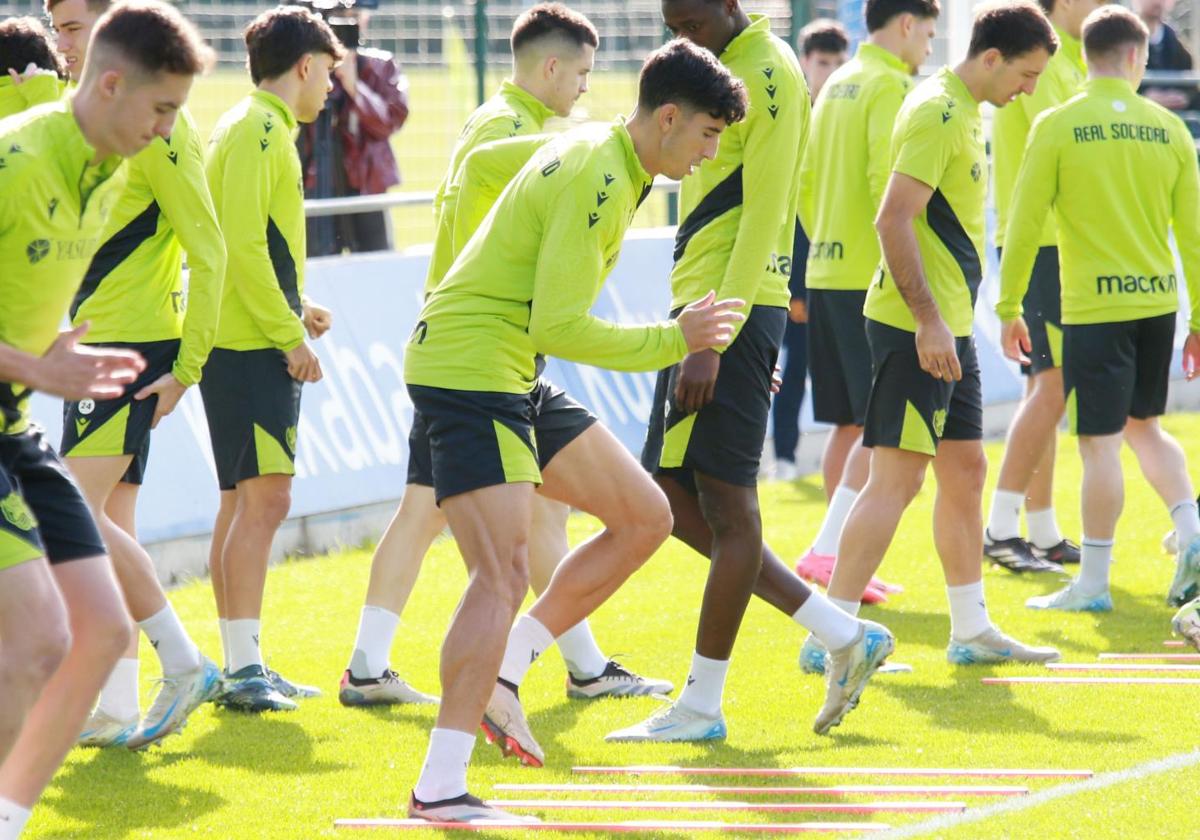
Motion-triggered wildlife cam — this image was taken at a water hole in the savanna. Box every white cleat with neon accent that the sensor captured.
[481,682,544,767]
[605,700,727,743]
[127,656,223,750]
[947,626,1060,665]
[1171,597,1200,652]
[1025,581,1113,613]
[408,792,537,824]
[1167,536,1200,607]
[813,620,894,735]
[78,709,138,748]
[566,660,673,700]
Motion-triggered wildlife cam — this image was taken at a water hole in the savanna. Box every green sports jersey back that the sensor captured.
[993,25,1086,249]
[670,15,809,339]
[424,81,556,295]
[865,67,986,337]
[800,43,913,291]
[404,120,687,395]
[206,90,307,352]
[71,107,224,386]
[997,77,1200,330]
[0,100,124,434]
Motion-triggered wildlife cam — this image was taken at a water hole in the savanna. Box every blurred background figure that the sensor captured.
[771,18,848,482]
[297,0,410,256]
[1134,0,1199,112]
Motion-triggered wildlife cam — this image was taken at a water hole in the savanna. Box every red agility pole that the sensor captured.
[571,765,1092,779]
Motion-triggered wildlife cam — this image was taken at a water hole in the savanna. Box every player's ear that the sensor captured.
[98,68,122,100]
[657,102,679,134]
[297,52,313,82]
[543,54,558,81]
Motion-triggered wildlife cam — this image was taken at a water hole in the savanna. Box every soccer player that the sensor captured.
[202,5,342,712]
[403,39,747,822]
[985,0,1107,575]
[997,4,1200,613]
[341,3,668,709]
[824,1,1063,666]
[597,0,893,745]
[794,0,938,605]
[0,3,209,834]
[43,0,227,751]
[0,17,64,119]
[769,18,848,483]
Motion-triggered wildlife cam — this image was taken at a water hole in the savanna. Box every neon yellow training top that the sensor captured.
[997,77,1200,330]
[992,25,1086,249]
[71,107,225,386]
[205,90,307,352]
[0,74,64,120]
[404,120,686,395]
[864,67,987,338]
[425,81,556,295]
[800,42,913,291]
[670,15,809,344]
[0,100,124,434]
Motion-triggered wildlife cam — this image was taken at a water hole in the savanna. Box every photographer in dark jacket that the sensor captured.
[1134,0,1199,112]
[298,2,409,255]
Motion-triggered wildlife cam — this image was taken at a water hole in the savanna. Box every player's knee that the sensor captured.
[506,554,531,609]
[13,621,72,687]
[699,492,761,541]
[244,486,292,527]
[625,486,673,555]
[956,449,988,495]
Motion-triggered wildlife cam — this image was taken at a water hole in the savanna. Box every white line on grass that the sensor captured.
[874,749,1200,839]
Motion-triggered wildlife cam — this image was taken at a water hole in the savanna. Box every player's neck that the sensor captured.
[868,30,907,66]
[714,10,753,55]
[1048,11,1077,41]
[952,60,987,104]
[510,73,551,111]
[625,111,662,178]
[70,89,115,165]
[257,77,302,120]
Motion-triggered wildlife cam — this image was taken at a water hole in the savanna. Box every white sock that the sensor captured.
[987,489,1024,541]
[792,592,860,650]
[96,657,140,722]
[413,727,476,803]
[138,605,201,676]
[226,619,263,673]
[1077,538,1115,594]
[497,615,555,687]
[555,621,608,679]
[1170,500,1200,546]
[0,798,31,840]
[830,596,861,618]
[812,486,859,557]
[1026,507,1063,550]
[946,581,992,641]
[218,618,230,670]
[676,651,729,717]
[348,605,400,678]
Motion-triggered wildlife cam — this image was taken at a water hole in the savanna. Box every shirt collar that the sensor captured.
[1084,75,1136,96]
[499,79,556,128]
[857,42,910,75]
[721,14,771,63]
[251,88,298,131]
[941,66,981,113]
[614,118,652,196]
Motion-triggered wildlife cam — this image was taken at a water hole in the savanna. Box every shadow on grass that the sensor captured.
[43,749,226,839]
[189,713,350,775]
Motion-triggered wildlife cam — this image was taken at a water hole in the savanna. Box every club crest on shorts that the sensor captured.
[932,408,947,438]
[0,492,35,531]
[285,425,298,453]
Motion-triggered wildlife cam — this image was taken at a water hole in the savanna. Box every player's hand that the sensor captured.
[1145,87,1189,110]
[28,323,145,401]
[285,342,323,383]
[674,349,720,414]
[914,315,961,382]
[133,372,187,429]
[788,297,808,324]
[303,301,333,339]
[7,63,56,85]
[771,364,783,394]
[1184,332,1200,381]
[676,290,745,353]
[1000,317,1032,366]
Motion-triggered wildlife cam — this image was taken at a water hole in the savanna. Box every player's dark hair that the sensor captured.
[0,17,66,79]
[511,3,598,56]
[1083,5,1148,61]
[865,0,940,33]
[967,0,1059,60]
[638,38,747,125]
[245,5,345,85]
[44,0,110,13]
[800,19,849,57]
[91,0,215,77]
